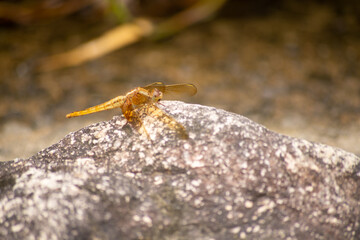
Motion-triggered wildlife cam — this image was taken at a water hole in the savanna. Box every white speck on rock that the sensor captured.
[244,200,253,208]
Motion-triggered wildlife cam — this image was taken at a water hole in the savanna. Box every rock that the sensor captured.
[0,101,359,240]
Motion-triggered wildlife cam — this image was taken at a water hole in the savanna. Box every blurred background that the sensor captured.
[0,0,359,161]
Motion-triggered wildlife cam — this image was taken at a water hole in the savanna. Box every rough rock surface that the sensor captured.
[0,101,359,240]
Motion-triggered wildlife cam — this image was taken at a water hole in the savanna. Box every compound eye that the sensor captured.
[153,89,162,99]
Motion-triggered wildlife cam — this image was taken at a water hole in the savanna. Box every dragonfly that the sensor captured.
[66,82,197,139]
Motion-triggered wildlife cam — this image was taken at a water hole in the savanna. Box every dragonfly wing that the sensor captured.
[123,108,150,138]
[143,82,165,89]
[135,103,189,139]
[143,82,197,99]
[162,83,197,97]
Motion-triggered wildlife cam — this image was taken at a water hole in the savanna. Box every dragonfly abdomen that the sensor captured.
[66,96,126,118]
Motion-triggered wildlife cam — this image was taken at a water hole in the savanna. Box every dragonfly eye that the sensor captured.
[152,88,163,102]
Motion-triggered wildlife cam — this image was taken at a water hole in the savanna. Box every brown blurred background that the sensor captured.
[0,0,359,161]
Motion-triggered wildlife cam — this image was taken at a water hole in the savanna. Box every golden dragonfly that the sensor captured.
[66,82,197,139]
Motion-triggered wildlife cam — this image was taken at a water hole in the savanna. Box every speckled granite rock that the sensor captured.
[0,101,359,240]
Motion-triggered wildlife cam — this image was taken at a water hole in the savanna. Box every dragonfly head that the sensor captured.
[151,88,163,103]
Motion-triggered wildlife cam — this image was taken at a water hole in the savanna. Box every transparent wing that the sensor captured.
[143,82,197,99]
[134,103,189,139]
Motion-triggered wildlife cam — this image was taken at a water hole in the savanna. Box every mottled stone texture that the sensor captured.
[0,101,359,240]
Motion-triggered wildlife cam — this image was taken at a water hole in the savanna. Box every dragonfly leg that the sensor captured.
[135,110,150,139]
[125,108,150,139]
[157,101,165,107]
